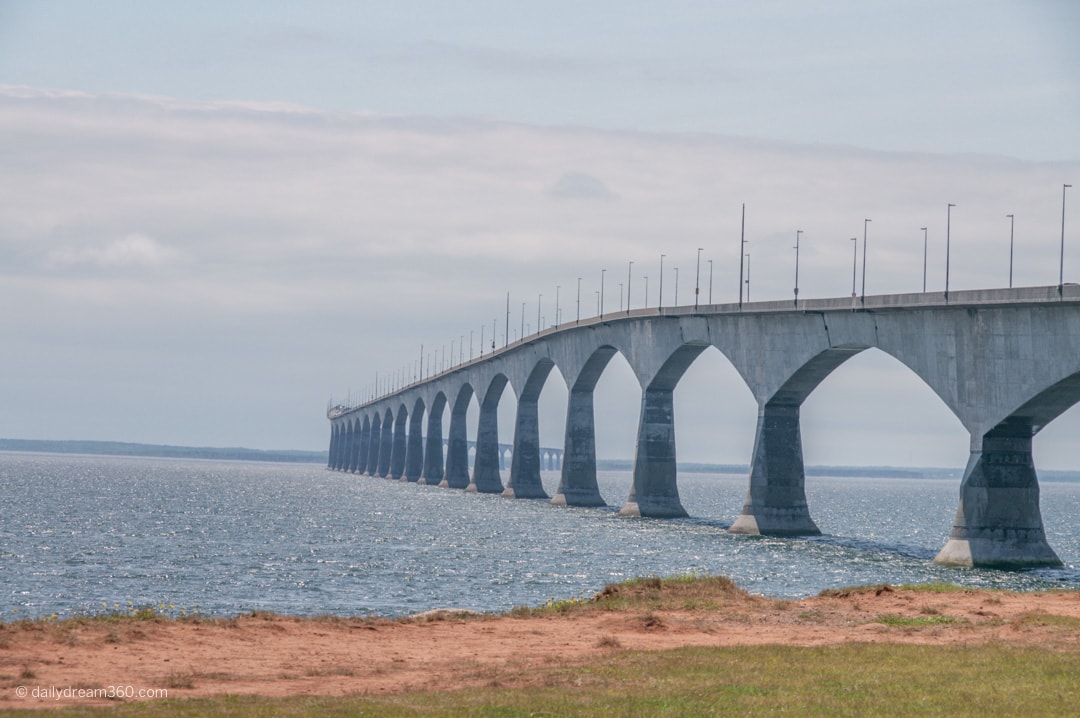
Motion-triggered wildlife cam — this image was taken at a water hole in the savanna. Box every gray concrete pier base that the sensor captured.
[418,410,444,485]
[619,389,688,518]
[404,410,424,482]
[504,397,549,499]
[440,405,471,489]
[551,389,605,507]
[729,402,820,536]
[934,431,1061,568]
[469,401,505,494]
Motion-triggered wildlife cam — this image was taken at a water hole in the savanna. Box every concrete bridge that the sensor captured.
[328,285,1080,569]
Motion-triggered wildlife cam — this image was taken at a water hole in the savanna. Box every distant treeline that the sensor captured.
[0,439,327,464]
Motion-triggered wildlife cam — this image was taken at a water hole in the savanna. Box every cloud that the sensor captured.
[1,86,1078,463]
[45,233,180,268]
[547,172,618,200]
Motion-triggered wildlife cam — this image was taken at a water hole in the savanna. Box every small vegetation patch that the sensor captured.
[1011,612,1080,630]
[875,615,959,627]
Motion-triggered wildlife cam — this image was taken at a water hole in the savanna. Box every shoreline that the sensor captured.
[3,577,1080,709]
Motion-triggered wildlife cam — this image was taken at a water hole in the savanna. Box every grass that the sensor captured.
[4,644,1079,717]
[3,575,1079,717]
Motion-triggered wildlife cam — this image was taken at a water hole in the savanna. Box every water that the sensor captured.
[2,452,1078,620]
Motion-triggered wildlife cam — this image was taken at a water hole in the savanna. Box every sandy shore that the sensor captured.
[3,581,1080,708]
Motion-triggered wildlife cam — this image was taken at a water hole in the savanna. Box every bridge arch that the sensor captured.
[505,359,556,499]
[442,383,475,489]
[359,415,372,476]
[470,373,514,494]
[419,391,446,484]
[552,345,625,507]
[367,412,383,476]
[330,287,1080,568]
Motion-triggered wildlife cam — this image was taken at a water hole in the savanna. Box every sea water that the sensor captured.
[1,452,1077,619]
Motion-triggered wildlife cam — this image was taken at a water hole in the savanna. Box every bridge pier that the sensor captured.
[504,396,549,499]
[619,388,688,518]
[729,402,820,536]
[551,388,605,507]
[349,427,363,473]
[935,427,1061,568]
[469,398,504,493]
[419,407,444,485]
[404,410,424,481]
[367,419,382,476]
[441,400,471,489]
[358,423,371,474]
[390,412,408,480]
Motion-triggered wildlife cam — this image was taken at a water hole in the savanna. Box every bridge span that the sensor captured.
[328,286,1080,569]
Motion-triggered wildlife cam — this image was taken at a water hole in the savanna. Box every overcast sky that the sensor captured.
[1,1,1079,470]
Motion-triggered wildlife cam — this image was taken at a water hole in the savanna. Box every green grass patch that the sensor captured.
[9,644,1080,717]
[875,614,959,627]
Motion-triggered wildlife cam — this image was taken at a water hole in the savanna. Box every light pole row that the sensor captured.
[365,187,1073,402]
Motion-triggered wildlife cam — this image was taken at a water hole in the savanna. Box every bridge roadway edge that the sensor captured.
[327,286,1080,569]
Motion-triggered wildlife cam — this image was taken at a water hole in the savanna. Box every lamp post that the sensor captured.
[659,254,665,309]
[618,283,623,311]
[708,259,713,304]
[1061,184,1072,295]
[695,247,703,309]
[600,269,606,317]
[921,227,928,292]
[946,203,955,301]
[861,219,871,303]
[627,260,633,315]
[738,203,746,308]
[555,285,560,329]
[595,290,600,314]
[674,267,679,305]
[459,335,464,364]
[793,230,802,308]
[1006,215,1014,289]
[643,276,648,307]
[745,254,751,301]
[576,277,581,323]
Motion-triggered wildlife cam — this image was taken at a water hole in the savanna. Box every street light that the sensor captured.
[600,269,606,317]
[576,277,582,323]
[739,203,746,308]
[1006,215,1014,289]
[793,230,802,308]
[627,261,633,315]
[555,285,560,329]
[920,227,928,292]
[745,254,751,301]
[659,254,665,309]
[695,247,703,309]
[1061,184,1072,295]
[946,203,955,301]
[674,267,679,305]
[643,276,649,307]
[861,219,871,303]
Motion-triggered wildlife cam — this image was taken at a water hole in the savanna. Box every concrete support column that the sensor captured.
[619,388,688,517]
[552,389,605,507]
[377,418,393,477]
[348,430,362,473]
[358,424,370,475]
[469,402,504,493]
[366,422,382,475]
[729,402,820,535]
[420,413,444,485]
[504,397,548,499]
[328,429,338,469]
[935,430,1062,568]
[404,411,424,481]
[390,414,408,480]
[441,407,471,489]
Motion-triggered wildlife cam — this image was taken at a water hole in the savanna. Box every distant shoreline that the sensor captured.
[0,438,327,464]
[3,439,1078,482]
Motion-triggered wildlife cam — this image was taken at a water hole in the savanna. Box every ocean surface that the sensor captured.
[2,452,1078,620]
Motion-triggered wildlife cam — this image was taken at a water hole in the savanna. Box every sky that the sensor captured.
[1,1,1079,470]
